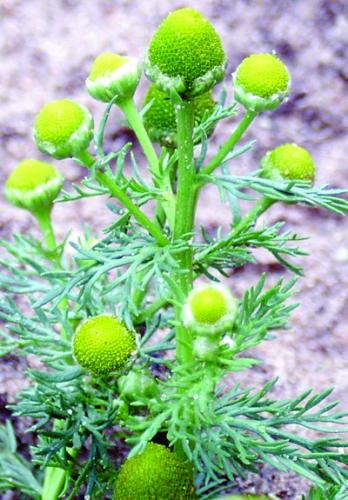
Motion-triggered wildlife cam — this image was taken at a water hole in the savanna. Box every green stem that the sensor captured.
[232,197,274,237]
[41,466,67,500]
[135,297,169,324]
[97,171,169,247]
[34,208,57,252]
[76,149,95,168]
[202,110,256,176]
[75,151,169,247]
[36,213,71,499]
[196,197,274,264]
[173,99,197,367]
[118,98,160,179]
[119,99,177,231]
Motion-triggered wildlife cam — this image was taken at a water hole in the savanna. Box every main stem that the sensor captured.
[173,99,197,366]
[41,466,67,500]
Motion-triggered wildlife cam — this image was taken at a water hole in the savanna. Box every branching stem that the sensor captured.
[75,151,169,247]
[202,110,256,177]
[118,98,160,179]
[232,197,274,237]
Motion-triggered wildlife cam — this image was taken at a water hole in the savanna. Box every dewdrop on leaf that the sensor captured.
[183,284,238,336]
[233,53,290,112]
[86,52,141,103]
[73,314,135,376]
[260,143,315,182]
[34,99,94,159]
[143,84,216,148]
[5,159,63,214]
[114,443,197,500]
[145,7,227,97]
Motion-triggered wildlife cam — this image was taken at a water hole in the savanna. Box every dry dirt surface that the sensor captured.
[1,0,348,498]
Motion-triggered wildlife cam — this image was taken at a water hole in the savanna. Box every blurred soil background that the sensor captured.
[0,0,348,498]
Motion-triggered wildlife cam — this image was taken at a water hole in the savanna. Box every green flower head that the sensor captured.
[114,443,197,500]
[143,84,215,147]
[145,8,226,98]
[5,159,63,213]
[233,53,290,112]
[34,99,94,159]
[73,314,135,375]
[261,143,315,182]
[86,52,141,103]
[183,284,238,336]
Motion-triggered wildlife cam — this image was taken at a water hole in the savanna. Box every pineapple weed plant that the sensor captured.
[0,6,348,500]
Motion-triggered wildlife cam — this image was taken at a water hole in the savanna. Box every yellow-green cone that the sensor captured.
[260,143,315,182]
[114,443,197,499]
[34,99,93,159]
[145,8,226,97]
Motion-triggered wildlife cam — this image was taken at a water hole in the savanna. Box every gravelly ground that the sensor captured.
[1,0,348,498]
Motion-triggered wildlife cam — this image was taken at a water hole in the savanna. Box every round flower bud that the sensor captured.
[114,443,197,500]
[4,159,63,213]
[143,84,215,147]
[183,284,238,336]
[86,52,141,103]
[34,99,94,159]
[118,367,159,403]
[260,143,315,182]
[233,53,290,112]
[73,314,135,376]
[145,8,226,98]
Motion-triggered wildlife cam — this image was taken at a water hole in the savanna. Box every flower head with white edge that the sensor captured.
[233,53,290,112]
[86,52,141,103]
[183,284,238,336]
[34,99,93,159]
[5,159,63,214]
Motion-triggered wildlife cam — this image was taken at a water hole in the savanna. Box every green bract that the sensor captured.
[143,84,215,147]
[114,443,197,500]
[183,284,238,336]
[4,159,63,213]
[261,143,315,182]
[233,53,290,112]
[118,367,159,403]
[34,99,94,159]
[145,7,226,97]
[73,314,135,375]
[86,52,141,103]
